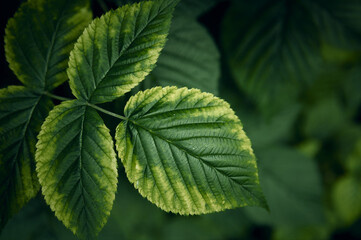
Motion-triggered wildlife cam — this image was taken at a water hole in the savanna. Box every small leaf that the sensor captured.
[68,0,178,104]
[174,0,223,18]
[35,100,117,239]
[4,0,92,90]
[0,86,53,229]
[115,86,267,215]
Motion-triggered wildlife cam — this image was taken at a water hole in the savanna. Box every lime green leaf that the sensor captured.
[222,0,321,113]
[115,86,267,215]
[245,146,324,226]
[68,0,178,104]
[149,16,220,94]
[332,175,361,224]
[0,86,53,229]
[4,0,92,90]
[35,100,117,239]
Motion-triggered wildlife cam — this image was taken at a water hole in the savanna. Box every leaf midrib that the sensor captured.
[42,0,69,89]
[2,94,42,201]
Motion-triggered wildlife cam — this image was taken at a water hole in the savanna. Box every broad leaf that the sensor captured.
[149,16,220,94]
[35,100,117,239]
[222,0,321,113]
[0,86,53,230]
[245,146,324,226]
[5,0,92,90]
[68,0,178,104]
[115,86,267,215]
[308,0,361,50]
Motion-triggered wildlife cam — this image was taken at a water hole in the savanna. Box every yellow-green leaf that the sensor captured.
[68,0,178,104]
[115,86,267,215]
[0,86,53,229]
[5,0,92,90]
[35,100,117,239]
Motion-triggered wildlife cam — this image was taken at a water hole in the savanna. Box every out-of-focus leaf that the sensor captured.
[343,65,361,116]
[240,106,300,149]
[99,175,165,240]
[149,16,220,94]
[245,146,324,226]
[174,0,222,18]
[332,175,361,224]
[308,0,361,50]
[303,96,345,139]
[345,139,361,176]
[273,225,330,240]
[222,0,321,114]
[109,0,222,17]
[0,197,76,240]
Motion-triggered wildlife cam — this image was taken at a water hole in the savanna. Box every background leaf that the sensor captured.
[0,86,53,230]
[68,0,177,104]
[222,0,322,114]
[144,16,220,95]
[245,146,324,226]
[308,0,361,50]
[4,0,92,90]
[35,100,117,239]
[116,86,267,215]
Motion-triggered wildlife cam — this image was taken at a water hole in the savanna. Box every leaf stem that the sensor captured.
[43,91,127,121]
[43,91,73,101]
[86,102,128,121]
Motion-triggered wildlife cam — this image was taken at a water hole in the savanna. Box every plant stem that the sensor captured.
[43,91,73,101]
[87,102,128,121]
[43,91,127,121]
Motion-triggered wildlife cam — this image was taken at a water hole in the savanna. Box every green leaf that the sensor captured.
[332,175,361,224]
[174,0,223,18]
[308,0,361,50]
[303,96,345,139]
[222,0,321,113]
[245,146,324,226]
[35,100,117,239]
[149,16,220,94]
[4,0,92,90]
[0,86,53,230]
[115,86,267,215]
[68,0,178,104]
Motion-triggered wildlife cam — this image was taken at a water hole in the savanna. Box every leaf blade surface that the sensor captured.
[68,0,177,104]
[5,0,92,90]
[35,100,117,239]
[0,86,53,229]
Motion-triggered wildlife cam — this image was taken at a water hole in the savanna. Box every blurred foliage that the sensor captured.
[1,0,361,239]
